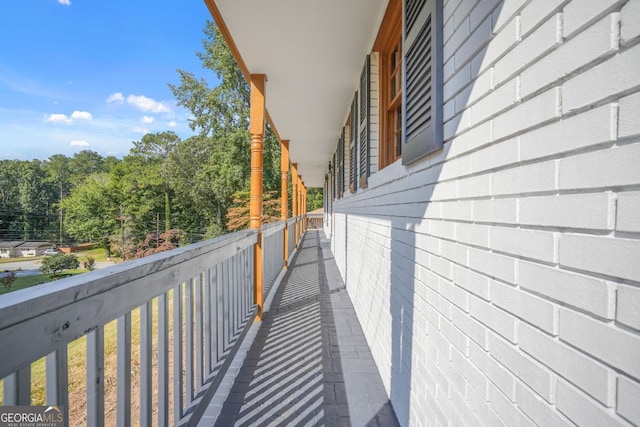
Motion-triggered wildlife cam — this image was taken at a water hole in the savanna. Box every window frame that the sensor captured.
[374,0,403,170]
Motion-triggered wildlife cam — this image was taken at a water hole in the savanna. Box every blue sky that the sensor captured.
[0,0,218,160]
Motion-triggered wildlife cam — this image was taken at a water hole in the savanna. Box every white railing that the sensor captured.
[0,216,311,426]
[262,221,285,298]
[307,213,323,229]
[0,229,258,426]
[288,217,297,256]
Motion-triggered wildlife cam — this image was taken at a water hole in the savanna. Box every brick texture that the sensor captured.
[328,0,640,425]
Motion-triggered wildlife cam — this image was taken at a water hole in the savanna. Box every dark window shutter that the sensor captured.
[402,0,443,165]
[359,55,371,188]
[349,92,358,192]
[332,151,337,200]
[339,127,345,198]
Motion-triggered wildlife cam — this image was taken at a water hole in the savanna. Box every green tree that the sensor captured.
[84,256,96,271]
[130,131,181,231]
[306,187,324,211]
[0,271,17,290]
[109,155,165,245]
[164,134,222,238]
[169,21,281,234]
[18,161,55,241]
[40,253,80,278]
[0,160,23,240]
[61,173,118,256]
[226,190,280,231]
[43,154,72,245]
[70,150,104,184]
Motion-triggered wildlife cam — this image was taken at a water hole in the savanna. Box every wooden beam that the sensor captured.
[281,140,290,266]
[291,163,298,247]
[298,179,304,238]
[250,74,266,320]
[301,183,306,232]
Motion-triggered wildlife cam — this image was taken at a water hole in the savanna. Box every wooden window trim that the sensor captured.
[374,0,402,170]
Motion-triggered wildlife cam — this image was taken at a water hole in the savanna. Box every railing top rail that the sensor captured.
[261,220,287,237]
[0,228,258,378]
[306,213,323,217]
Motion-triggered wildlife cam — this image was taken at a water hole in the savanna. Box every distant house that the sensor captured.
[15,242,54,258]
[0,241,23,259]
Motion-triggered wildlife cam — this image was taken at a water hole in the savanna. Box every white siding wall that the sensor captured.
[331,0,640,426]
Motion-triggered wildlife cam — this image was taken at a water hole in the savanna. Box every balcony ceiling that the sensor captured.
[206,0,389,188]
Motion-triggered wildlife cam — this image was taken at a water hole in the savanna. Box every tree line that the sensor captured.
[0,21,322,257]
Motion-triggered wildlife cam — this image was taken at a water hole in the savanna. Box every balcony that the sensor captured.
[0,215,396,426]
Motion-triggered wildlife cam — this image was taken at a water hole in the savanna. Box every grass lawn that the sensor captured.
[0,256,45,265]
[0,290,179,426]
[0,270,85,296]
[0,250,183,425]
[73,247,117,263]
[0,248,119,266]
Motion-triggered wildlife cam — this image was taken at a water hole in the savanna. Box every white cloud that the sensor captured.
[45,111,92,124]
[167,121,177,128]
[46,113,71,123]
[141,116,154,124]
[58,0,71,5]
[70,140,89,147]
[71,110,92,120]
[106,92,125,104]
[127,94,170,113]
[132,126,149,134]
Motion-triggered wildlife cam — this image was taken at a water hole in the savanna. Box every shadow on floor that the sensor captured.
[214,232,399,427]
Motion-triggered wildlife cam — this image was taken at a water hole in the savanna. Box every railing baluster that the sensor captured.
[204,268,212,375]
[4,367,31,405]
[87,326,105,427]
[185,277,194,403]
[116,313,131,427]
[0,229,260,427]
[140,302,152,425]
[248,247,252,316]
[248,247,253,315]
[158,293,169,427]
[46,346,69,426]
[173,284,183,425]
[247,247,252,316]
[240,249,246,318]
[232,255,237,336]
[237,252,242,324]
[215,263,224,363]
[195,273,203,389]
[223,259,231,349]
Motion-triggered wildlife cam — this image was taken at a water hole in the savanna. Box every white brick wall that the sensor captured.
[329,1,640,426]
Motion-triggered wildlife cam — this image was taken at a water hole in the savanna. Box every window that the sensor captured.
[375,0,402,169]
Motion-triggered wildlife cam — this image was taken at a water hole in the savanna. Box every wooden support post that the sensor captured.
[297,177,303,241]
[250,74,266,320]
[281,140,290,266]
[291,163,298,248]
[299,180,304,235]
[302,184,307,232]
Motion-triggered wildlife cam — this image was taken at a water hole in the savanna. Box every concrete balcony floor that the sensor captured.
[202,231,399,426]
